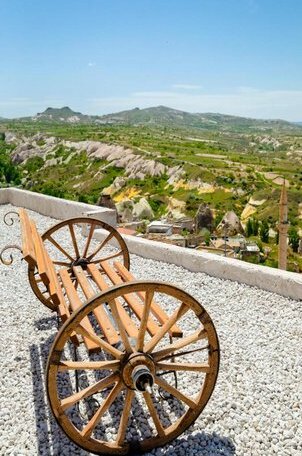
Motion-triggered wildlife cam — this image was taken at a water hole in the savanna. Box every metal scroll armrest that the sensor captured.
[0,244,22,265]
[3,210,20,226]
[1,210,22,265]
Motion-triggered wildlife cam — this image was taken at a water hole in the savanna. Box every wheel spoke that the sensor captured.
[53,261,71,266]
[108,298,133,353]
[81,381,123,438]
[77,324,123,359]
[153,328,207,361]
[82,222,96,258]
[58,360,120,371]
[60,373,119,411]
[143,391,165,437]
[47,235,74,261]
[86,232,115,261]
[116,389,134,445]
[154,375,197,409]
[90,250,123,264]
[34,277,43,283]
[156,362,210,373]
[158,345,209,362]
[68,223,80,258]
[145,303,188,353]
[136,290,154,351]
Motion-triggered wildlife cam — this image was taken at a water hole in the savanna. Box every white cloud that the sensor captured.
[172,84,203,90]
[89,88,302,121]
[88,62,96,67]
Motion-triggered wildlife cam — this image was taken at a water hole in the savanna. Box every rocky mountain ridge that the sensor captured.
[3,106,302,132]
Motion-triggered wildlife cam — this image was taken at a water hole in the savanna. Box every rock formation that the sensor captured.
[96,193,116,210]
[195,203,214,231]
[166,197,186,220]
[9,134,173,181]
[217,211,244,236]
[133,198,154,220]
[102,176,127,197]
[115,200,135,223]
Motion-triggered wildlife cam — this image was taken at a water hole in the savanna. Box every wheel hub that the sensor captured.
[71,257,90,269]
[132,364,154,392]
[122,353,155,392]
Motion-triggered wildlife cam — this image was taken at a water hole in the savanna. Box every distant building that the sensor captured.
[241,243,260,263]
[197,245,235,257]
[167,217,195,233]
[147,221,173,235]
[147,233,186,247]
[117,227,136,236]
[166,234,186,247]
[186,234,205,248]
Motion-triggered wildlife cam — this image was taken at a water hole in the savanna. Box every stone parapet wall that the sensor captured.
[1,188,301,300]
[93,228,302,301]
[0,188,116,225]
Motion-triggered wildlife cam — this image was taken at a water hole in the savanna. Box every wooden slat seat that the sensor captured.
[17,208,183,352]
[59,269,100,352]
[113,261,183,338]
[100,261,162,337]
[87,264,139,339]
[73,266,120,346]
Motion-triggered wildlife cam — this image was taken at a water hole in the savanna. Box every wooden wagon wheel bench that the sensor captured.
[1,208,220,455]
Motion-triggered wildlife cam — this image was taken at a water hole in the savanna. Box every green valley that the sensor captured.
[0,105,302,271]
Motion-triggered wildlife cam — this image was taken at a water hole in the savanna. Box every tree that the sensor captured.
[256,239,263,253]
[288,227,300,253]
[252,218,259,236]
[260,220,269,243]
[214,211,224,228]
[245,218,253,237]
[204,229,211,246]
[0,145,21,185]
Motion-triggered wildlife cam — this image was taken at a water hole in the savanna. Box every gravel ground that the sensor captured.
[0,204,301,456]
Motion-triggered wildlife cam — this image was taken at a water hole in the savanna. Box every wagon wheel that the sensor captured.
[46,281,219,455]
[29,217,129,310]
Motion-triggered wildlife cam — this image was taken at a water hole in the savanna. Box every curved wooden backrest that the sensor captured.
[19,209,67,315]
[19,208,36,268]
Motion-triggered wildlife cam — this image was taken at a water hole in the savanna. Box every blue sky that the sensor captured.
[0,0,301,120]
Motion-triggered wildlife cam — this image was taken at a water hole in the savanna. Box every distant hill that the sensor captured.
[97,105,302,132]
[5,105,302,133]
[31,106,95,123]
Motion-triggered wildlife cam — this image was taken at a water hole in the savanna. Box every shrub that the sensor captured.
[245,218,253,237]
[24,156,44,173]
[288,227,299,252]
[0,143,21,185]
[260,220,269,243]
